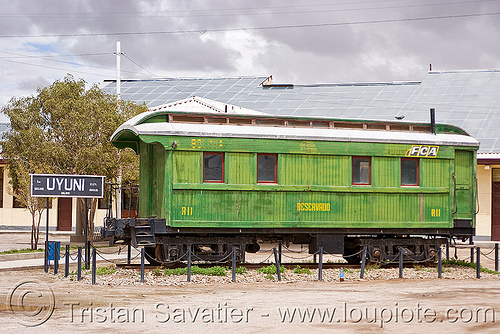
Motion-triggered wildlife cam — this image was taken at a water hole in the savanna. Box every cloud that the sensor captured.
[0,0,499,109]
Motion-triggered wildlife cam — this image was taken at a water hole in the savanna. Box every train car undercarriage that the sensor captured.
[102,217,471,265]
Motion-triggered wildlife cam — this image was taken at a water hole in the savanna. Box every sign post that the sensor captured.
[31,174,105,272]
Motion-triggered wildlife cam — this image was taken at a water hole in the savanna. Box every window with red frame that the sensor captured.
[203,152,224,182]
[401,158,419,186]
[257,154,277,183]
[352,157,371,185]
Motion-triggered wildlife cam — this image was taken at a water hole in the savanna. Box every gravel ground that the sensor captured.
[2,266,500,334]
[3,233,500,332]
[71,264,500,287]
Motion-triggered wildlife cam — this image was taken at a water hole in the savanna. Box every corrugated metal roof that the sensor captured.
[102,70,500,153]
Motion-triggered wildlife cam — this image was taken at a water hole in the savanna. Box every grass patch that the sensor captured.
[414,265,433,272]
[233,266,247,275]
[163,266,227,276]
[0,245,99,255]
[68,265,87,276]
[68,265,116,276]
[257,264,286,275]
[152,267,164,276]
[0,248,45,255]
[96,266,116,276]
[443,259,500,274]
[365,263,381,270]
[293,265,312,275]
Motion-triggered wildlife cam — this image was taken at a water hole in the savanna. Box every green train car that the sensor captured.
[104,108,479,264]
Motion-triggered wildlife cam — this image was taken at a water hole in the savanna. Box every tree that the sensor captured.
[7,162,48,250]
[1,75,146,248]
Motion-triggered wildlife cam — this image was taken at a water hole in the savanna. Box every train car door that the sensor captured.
[454,150,474,220]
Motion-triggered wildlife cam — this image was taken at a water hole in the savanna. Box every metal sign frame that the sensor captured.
[30,174,105,198]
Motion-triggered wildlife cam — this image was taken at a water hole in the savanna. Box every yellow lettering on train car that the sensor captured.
[181,206,193,216]
[190,138,223,149]
[405,145,439,158]
[297,203,331,212]
[431,209,441,217]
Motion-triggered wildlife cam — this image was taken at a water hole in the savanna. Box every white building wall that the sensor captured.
[476,165,493,240]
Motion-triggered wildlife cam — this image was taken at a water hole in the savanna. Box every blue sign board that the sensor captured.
[31,174,105,198]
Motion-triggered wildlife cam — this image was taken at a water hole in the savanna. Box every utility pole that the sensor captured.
[115,41,122,218]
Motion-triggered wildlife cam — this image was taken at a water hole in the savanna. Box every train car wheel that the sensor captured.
[144,247,161,265]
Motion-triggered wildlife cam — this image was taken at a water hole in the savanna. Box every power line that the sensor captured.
[0,57,115,78]
[1,11,499,39]
[0,53,151,78]
[0,51,109,59]
[0,0,495,19]
[122,54,158,78]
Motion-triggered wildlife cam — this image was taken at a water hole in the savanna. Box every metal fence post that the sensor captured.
[187,246,192,282]
[476,247,481,279]
[446,239,450,261]
[54,244,59,275]
[140,247,145,283]
[86,241,91,270]
[318,247,323,281]
[470,237,474,263]
[92,248,96,285]
[278,241,282,265]
[44,240,49,273]
[127,243,131,265]
[273,247,281,281]
[65,244,70,277]
[399,247,404,278]
[360,246,367,279]
[438,248,442,279]
[232,246,236,283]
[495,243,499,272]
[77,247,82,281]
[495,242,498,271]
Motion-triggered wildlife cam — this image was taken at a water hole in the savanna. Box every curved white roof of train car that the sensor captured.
[113,120,479,147]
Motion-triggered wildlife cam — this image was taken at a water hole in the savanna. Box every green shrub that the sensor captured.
[258,264,285,275]
[365,263,380,270]
[235,266,247,274]
[163,266,227,276]
[96,266,116,276]
[152,267,164,276]
[443,259,500,274]
[293,265,311,275]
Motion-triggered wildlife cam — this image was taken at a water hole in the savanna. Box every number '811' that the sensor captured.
[182,207,193,216]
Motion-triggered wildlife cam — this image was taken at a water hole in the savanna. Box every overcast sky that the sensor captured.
[1,0,500,122]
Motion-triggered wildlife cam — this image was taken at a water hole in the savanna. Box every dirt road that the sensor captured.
[1,268,499,334]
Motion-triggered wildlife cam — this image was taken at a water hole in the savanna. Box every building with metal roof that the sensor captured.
[101,70,500,241]
[1,70,499,240]
[102,70,500,155]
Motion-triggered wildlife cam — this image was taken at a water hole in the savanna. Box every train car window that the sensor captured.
[352,157,371,185]
[401,158,419,186]
[203,152,224,182]
[258,154,277,183]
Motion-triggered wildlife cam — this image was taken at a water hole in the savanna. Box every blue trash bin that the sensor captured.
[47,241,61,264]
